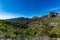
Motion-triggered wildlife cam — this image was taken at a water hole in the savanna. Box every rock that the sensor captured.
[48,12,58,18]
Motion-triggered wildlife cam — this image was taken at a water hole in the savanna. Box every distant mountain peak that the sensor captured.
[6,12,60,22]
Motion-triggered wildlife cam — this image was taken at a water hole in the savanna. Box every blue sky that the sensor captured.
[0,0,60,19]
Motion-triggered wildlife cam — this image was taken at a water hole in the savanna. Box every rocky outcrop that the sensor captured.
[48,12,58,18]
[40,12,59,19]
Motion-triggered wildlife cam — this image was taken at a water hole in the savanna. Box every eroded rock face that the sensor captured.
[48,12,58,18]
[40,12,59,19]
[48,12,60,18]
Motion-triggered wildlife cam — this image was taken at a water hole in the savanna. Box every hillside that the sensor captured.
[0,12,60,38]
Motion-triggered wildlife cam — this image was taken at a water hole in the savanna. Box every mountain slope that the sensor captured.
[0,12,60,38]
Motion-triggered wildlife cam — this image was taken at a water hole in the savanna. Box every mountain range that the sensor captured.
[0,12,60,38]
[6,12,60,22]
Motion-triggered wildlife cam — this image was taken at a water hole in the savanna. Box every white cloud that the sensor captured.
[49,7,60,11]
[44,7,60,13]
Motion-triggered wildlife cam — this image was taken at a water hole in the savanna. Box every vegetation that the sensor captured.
[0,12,60,38]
